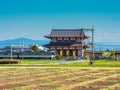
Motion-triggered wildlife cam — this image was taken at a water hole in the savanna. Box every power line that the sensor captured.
[95,32,120,33]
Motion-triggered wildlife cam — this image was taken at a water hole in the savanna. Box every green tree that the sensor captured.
[110,50,116,59]
[102,50,116,60]
[29,44,41,52]
[110,50,116,57]
[102,51,107,57]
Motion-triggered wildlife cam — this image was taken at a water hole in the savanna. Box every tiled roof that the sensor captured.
[43,43,74,47]
[49,29,84,37]
[43,43,89,48]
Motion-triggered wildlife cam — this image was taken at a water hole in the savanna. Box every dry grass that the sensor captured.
[0,67,120,90]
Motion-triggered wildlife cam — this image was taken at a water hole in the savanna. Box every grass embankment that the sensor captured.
[0,59,120,67]
[20,59,66,64]
[60,60,120,67]
[21,59,120,67]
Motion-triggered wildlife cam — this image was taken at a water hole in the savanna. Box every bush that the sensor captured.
[55,55,60,60]
[0,60,20,64]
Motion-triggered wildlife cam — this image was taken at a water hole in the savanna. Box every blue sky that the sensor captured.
[0,0,120,42]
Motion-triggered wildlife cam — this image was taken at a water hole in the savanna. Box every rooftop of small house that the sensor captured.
[86,50,120,54]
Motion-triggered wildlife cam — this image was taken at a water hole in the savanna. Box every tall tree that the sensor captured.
[29,44,41,52]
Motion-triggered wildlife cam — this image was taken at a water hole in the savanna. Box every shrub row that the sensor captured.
[0,60,20,64]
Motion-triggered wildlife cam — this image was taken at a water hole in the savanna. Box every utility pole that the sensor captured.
[22,40,24,60]
[92,26,94,60]
[10,43,12,60]
[82,26,94,64]
[81,28,84,58]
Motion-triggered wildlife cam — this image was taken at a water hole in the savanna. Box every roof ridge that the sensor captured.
[52,29,82,31]
[49,29,85,37]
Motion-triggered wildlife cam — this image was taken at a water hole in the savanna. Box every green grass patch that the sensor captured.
[71,60,120,67]
[42,59,120,67]
[0,59,120,67]
[20,59,66,64]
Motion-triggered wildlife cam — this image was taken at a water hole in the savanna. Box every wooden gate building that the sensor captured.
[44,29,90,58]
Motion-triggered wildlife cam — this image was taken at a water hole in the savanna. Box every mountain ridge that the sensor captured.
[0,37,120,50]
[0,37,49,47]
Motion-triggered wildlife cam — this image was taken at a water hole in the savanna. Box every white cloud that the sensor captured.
[95,32,120,42]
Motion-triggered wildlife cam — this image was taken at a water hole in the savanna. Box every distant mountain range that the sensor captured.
[94,42,120,46]
[0,37,120,50]
[0,37,49,48]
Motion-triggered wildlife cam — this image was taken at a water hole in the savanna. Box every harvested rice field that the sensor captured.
[0,67,120,90]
